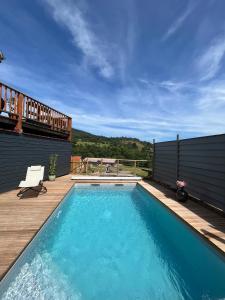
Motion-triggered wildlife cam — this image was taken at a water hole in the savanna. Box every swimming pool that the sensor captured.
[1,184,225,299]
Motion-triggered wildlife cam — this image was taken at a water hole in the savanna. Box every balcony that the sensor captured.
[0,82,72,140]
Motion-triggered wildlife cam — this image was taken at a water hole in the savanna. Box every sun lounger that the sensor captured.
[17,165,47,196]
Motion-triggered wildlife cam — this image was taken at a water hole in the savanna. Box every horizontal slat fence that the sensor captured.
[153,134,225,211]
[153,141,177,188]
[0,131,72,193]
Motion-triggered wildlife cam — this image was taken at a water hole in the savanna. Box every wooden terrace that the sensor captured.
[0,81,72,140]
[0,177,225,280]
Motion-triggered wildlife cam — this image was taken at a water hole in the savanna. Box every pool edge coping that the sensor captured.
[138,181,225,258]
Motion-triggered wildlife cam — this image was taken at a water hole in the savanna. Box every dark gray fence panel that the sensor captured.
[154,141,177,188]
[153,134,225,211]
[179,135,225,211]
[0,131,72,193]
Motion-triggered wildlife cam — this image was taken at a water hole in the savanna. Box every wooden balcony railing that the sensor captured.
[0,82,72,140]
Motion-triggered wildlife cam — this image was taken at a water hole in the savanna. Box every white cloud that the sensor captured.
[2,60,225,142]
[162,2,195,41]
[44,0,114,79]
[196,36,225,81]
[43,77,225,141]
[197,80,225,109]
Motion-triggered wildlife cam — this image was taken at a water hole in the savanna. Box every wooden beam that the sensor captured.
[67,117,72,141]
[14,93,23,134]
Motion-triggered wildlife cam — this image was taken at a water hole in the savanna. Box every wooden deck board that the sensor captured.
[0,175,73,279]
[139,180,225,254]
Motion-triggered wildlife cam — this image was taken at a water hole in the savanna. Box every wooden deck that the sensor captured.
[1,177,225,280]
[0,175,73,279]
[139,180,225,255]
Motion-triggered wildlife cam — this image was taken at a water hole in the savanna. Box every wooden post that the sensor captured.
[117,160,119,176]
[176,134,180,181]
[134,160,137,176]
[67,117,72,141]
[15,93,23,134]
[100,158,103,175]
[86,160,89,174]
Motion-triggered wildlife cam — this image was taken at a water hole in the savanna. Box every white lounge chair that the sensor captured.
[17,166,47,197]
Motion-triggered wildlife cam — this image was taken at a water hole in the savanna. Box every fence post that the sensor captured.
[15,93,23,134]
[134,160,137,176]
[176,134,180,181]
[152,139,155,179]
[117,160,119,176]
[100,158,103,175]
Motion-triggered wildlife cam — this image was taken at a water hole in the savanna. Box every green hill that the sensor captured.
[72,128,152,161]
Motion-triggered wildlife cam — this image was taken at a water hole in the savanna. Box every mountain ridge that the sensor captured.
[72,128,152,160]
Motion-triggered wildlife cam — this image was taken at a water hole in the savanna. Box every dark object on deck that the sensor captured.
[176,180,188,202]
[176,188,188,202]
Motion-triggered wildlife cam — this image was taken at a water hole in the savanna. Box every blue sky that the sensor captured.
[1,0,225,141]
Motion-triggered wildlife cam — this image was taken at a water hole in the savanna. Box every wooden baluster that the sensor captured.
[59,115,62,130]
[43,106,45,123]
[4,86,7,111]
[37,102,40,122]
[15,92,18,116]
[44,107,47,123]
[52,111,55,129]
[31,100,33,119]
[26,98,29,118]
[30,99,32,119]
[32,101,34,119]
[32,100,34,119]
[42,105,44,123]
[22,96,25,118]
[22,96,25,117]
[47,108,49,125]
[34,101,36,120]
[29,100,31,119]
[55,112,57,129]
[50,110,52,128]
[50,109,52,126]
[9,89,12,115]
[40,104,42,122]
[41,105,43,122]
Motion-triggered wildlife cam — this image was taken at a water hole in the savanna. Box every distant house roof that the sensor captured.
[84,157,116,164]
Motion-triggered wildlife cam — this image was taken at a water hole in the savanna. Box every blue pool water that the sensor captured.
[1,184,225,299]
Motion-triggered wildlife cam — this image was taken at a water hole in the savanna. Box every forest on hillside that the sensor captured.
[72,129,153,161]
